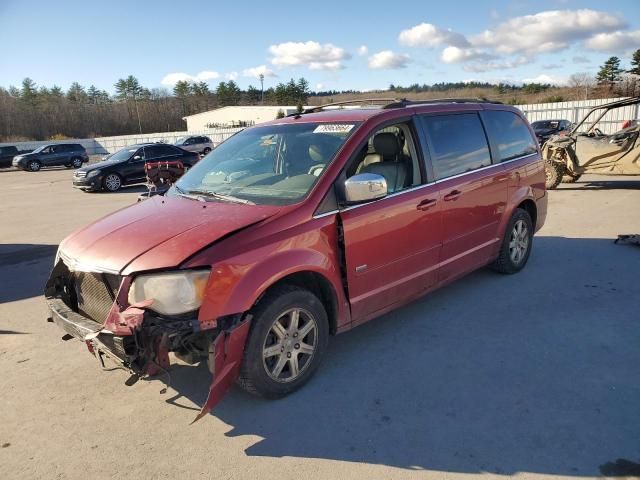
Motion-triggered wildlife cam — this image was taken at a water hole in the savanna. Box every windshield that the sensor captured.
[175,136,187,145]
[172,122,357,206]
[106,147,138,162]
[32,145,48,153]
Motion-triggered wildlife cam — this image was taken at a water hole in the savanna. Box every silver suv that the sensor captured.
[174,135,214,155]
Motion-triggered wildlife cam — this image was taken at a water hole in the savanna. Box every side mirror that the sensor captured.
[343,173,388,203]
[133,155,142,161]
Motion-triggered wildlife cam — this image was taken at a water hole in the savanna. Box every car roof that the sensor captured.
[258,98,520,127]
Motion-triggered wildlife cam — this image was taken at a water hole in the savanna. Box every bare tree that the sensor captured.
[568,72,596,100]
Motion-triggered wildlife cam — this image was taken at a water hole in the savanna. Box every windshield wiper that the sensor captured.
[173,185,206,202]
[187,189,255,205]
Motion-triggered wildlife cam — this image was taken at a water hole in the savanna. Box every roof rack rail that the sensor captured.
[383,97,503,109]
[298,98,401,115]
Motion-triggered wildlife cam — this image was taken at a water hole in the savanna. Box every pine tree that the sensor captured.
[596,56,623,84]
[629,49,640,76]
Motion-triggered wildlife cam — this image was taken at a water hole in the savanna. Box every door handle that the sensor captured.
[443,190,462,201]
[496,173,509,182]
[416,198,437,211]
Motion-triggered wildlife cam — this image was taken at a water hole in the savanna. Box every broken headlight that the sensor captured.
[128,269,210,316]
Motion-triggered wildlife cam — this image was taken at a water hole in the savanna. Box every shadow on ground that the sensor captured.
[0,244,58,303]
[558,178,640,191]
[165,236,639,476]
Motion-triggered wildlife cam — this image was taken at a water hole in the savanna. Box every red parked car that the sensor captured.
[45,99,546,421]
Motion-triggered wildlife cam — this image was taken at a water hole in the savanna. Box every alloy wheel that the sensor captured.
[262,308,318,383]
[104,174,121,191]
[509,219,529,264]
[72,158,83,168]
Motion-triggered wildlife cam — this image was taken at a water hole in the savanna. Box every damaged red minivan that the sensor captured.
[46,99,546,421]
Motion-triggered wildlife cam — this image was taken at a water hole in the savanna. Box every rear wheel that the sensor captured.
[237,285,329,398]
[103,173,122,192]
[202,147,211,155]
[492,208,534,274]
[27,160,41,172]
[544,159,565,189]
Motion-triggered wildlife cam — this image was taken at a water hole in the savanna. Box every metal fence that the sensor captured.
[0,126,244,157]
[517,97,640,134]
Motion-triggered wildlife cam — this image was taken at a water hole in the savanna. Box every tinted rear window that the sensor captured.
[421,113,491,180]
[482,111,538,162]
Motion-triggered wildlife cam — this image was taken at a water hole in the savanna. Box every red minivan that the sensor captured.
[46,99,546,420]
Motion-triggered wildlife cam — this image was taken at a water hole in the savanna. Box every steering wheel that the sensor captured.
[588,127,604,137]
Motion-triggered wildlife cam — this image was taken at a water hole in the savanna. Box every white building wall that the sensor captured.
[184,106,299,130]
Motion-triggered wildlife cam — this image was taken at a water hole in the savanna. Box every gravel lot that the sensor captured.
[1,168,639,480]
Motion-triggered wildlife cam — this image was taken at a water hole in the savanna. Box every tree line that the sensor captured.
[1,50,638,142]
[0,76,312,141]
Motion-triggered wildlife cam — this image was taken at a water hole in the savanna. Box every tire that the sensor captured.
[237,285,329,399]
[202,147,211,155]
[71,157,83,169]
[491,208,534,274]
[562,172,582,184]
[27,160,41,172]
[103,173,122,192]
[544,159,565,190]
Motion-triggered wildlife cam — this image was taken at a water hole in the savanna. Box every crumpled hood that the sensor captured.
[59,195,281,275]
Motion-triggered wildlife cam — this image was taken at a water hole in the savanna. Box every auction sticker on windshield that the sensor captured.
[313,124,355,134]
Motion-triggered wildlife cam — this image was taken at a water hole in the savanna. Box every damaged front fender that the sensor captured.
[192,315,252,423]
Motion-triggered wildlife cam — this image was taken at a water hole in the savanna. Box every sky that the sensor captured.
[1,0,639,93]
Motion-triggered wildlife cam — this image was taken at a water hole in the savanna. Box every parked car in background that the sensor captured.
[531,119,572,144]
[175,135,214,155]
[12,143,89,171]
[47,98,546,419]
[0,145,32,168]
[73,143,199,192]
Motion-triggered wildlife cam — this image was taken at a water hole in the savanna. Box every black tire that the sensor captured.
[71,157,83,169]
[27,160,41,172]
[237,285,329,399]
[102,173,122,192]
[491,208,534,274]
[544,159,565,189]
[562,172,582,184]
[202,147,211,155]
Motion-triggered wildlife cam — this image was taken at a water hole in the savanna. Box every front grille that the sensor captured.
[73,272,120,323]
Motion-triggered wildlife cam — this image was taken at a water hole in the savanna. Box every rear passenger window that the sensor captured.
[421,113,491,180]
[481,110,538,162]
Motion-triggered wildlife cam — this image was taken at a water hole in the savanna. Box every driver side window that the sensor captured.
[346,123,422,194]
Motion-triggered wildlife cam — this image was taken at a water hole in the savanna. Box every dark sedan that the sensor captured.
[73,143,199,192]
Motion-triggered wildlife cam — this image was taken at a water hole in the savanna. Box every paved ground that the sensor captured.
[1,168,639,480]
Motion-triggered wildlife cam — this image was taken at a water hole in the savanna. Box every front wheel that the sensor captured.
[103,173,122,192]
[71,157,83,169]
[27,160,42,172]
[237,285,329,398]
[492,208,534,274]
[544,159,565,189]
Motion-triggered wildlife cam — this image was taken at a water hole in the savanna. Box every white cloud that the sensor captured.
[225,71,238,81]
[160,71,220,86]
[462,57,529,73]
[316,83,325,90]
[357,45,368,56]
[399,22,470,48]
[269,41,351,70]
[522,74,567,86]
[584,30,640,52]
[242,65,277,79]
[573,55,591,64]
[441,46,494,64]
[471,9,625,55]
[368,50,411,69]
